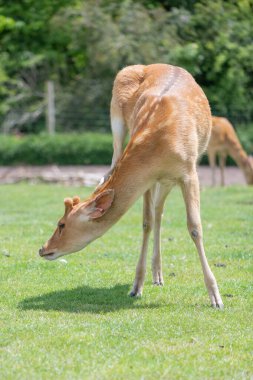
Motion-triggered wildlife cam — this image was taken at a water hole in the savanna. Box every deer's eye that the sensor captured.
[58,223,65,233]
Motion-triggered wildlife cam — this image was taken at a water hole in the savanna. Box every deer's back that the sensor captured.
[112,64,211,178]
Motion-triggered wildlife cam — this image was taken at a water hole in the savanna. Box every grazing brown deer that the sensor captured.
[39,64,223,308]
[208,116,253,186]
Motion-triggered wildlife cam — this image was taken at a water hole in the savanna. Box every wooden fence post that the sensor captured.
[46,80,56,135]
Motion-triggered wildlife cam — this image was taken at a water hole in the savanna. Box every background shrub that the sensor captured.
[0,127,252,166]
[0,133,113,165]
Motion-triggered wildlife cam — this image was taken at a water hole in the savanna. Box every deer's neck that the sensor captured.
[228,140,248,174]
[92,144,157,234]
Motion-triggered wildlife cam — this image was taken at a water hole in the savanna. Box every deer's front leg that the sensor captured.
[152,184,172,286]
[219,154,226,186]
[181,170,224,308]
[208,149,216,187]
[130,189,153,297]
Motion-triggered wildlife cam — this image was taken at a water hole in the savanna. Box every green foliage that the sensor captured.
[68,1,180,76]
[0,0,77,123]
[0,133,113,165]
[0,0,253,131]
[237,123,253,153]
[188,0,253,118]
[0,184,253,378]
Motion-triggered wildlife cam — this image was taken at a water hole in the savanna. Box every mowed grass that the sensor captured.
[0,183,253,380]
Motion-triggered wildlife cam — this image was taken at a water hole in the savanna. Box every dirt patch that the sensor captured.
[0,165,108,187]
[0,165,246,187]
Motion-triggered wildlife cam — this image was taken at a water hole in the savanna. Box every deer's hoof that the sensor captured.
[153,281,164,286]
[211,302,224,310]
[129,290,142,298]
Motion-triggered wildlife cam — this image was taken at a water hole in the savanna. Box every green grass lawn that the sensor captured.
[0,183,252,379]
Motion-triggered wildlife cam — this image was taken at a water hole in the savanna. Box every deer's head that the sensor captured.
[39,190,114,260]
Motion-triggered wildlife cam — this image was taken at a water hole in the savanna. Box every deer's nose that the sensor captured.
[39,247,45,256]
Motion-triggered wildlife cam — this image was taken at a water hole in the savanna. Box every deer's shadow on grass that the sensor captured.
[19,284,161,314]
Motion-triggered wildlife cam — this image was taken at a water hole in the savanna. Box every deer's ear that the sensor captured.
[81,190,115,220]
[64,198,73,215]
[73,196,80,206]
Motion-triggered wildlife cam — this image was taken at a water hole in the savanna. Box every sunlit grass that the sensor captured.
[0,183,253,379]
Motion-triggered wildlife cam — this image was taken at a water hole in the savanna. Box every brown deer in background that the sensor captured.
[208,116,253,186]
[39,64,223,308]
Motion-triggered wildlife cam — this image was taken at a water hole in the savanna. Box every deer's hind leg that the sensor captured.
[110,117,127,169]
[180,169,223,308]
[152,183,173,286]
[98,100,127,187]
[130,188,154,297]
